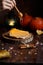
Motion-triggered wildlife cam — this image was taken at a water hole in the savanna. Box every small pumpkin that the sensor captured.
[20,13,33,27]
[29,17,43,30]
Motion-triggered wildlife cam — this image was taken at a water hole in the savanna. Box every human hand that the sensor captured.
[2,0,16,10]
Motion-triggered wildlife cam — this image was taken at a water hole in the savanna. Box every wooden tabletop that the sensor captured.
[0,27,43,63]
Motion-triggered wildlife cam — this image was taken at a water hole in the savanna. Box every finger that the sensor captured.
[12,0,16,5]
[2,0,14,7]
[3,2,13,9]
[3,5,11,10]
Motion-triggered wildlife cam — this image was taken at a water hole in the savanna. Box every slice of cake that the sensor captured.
[9,28,33,43]
[9,28,32,39]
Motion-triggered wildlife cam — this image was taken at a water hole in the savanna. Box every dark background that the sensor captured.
[0,0,43,26]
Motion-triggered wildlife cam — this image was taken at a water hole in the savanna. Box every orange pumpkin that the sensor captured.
[30,17,43,30]
[20,13,33,27]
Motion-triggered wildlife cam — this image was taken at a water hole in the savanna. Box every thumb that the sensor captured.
[12,0,16,5]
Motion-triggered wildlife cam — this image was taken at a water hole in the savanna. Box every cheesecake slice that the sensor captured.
[9,28,32,39]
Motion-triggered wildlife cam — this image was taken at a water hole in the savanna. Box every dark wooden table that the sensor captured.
[0,26,43,63]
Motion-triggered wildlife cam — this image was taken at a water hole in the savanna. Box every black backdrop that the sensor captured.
[0,0,43,26]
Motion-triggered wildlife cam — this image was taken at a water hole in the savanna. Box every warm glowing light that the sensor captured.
[9,19,15,26]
